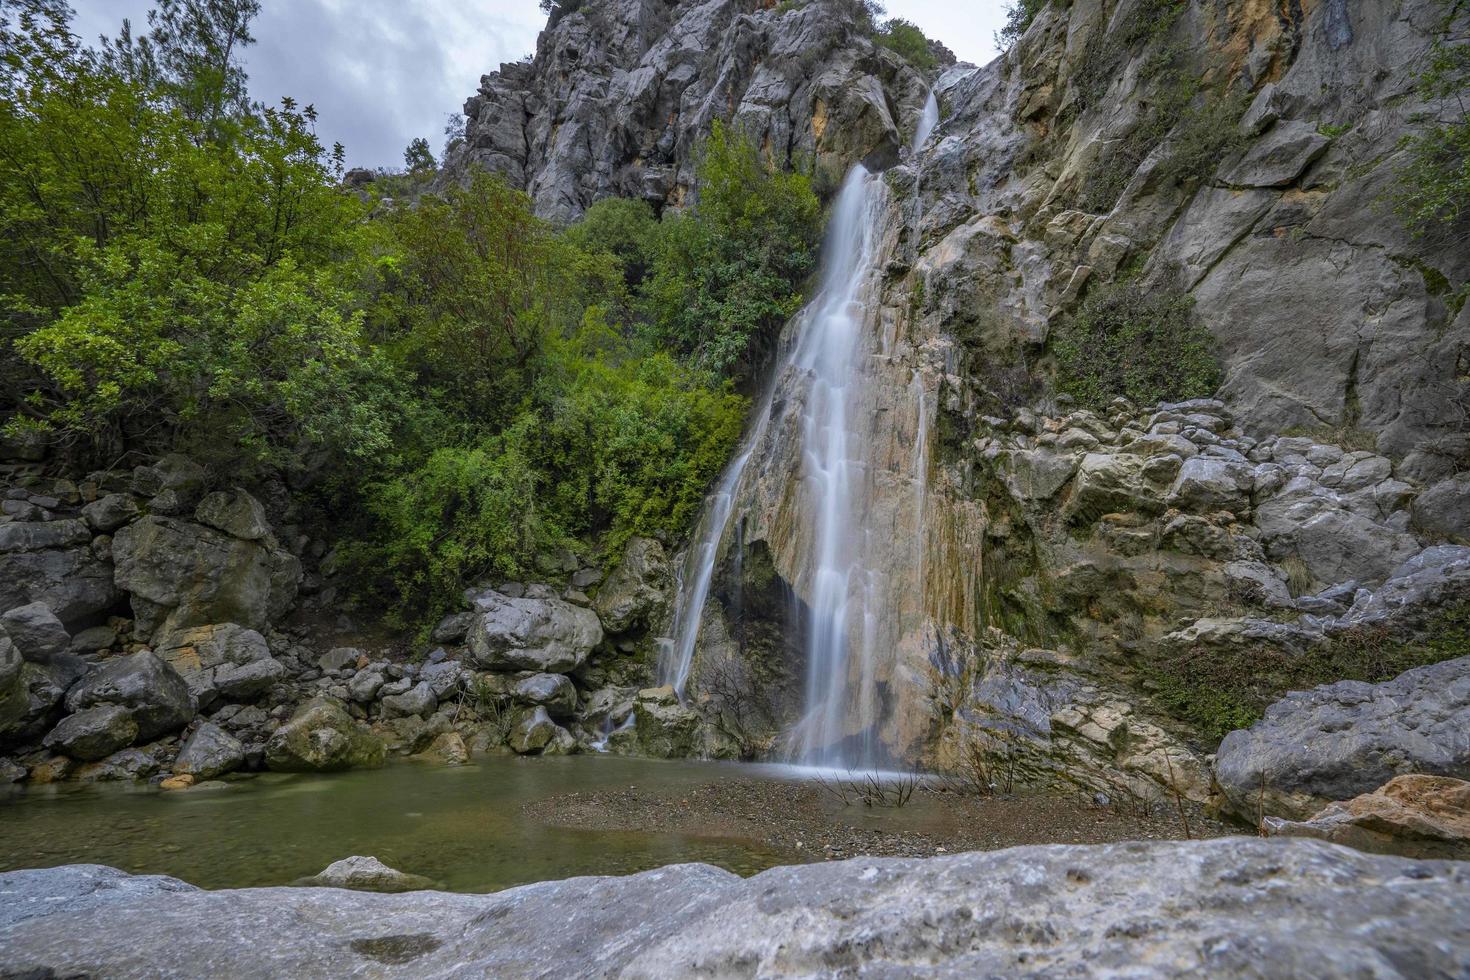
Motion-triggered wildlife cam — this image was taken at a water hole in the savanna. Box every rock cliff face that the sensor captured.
[533,0,1470,801]
[444,0,931,222]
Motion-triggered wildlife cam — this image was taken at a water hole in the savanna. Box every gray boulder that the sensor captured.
[42,705,138,761]
[3,839,1470,977]
[173,722,244,780]
[0,519,91,554]
[131,454,206,505]
[1216,656,1470,820]
[193,489,271,541]
[1340,545,1470,627]
[1414,473,1470,543]
[0,536,120,629]
[212,657,286,701]
[592,537,669,633]
[0,601,71,664]
[0,641,69,746]
[1166,456,1254,514]
[65,651,195,741]
[508,705,562,754]
[112,516,300,641]
[264,699,384,772]
[81,493,139,533]
[347,670,384,702]
[420,660,468,700]
[514,672,577,719]
[381,681,437,719]
[466,589,602,674]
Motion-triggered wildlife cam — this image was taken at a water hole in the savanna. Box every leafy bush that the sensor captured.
[875,19,936,72]
[349,341,745,623]
[1143,602,1470,746]
[640,121,822,383]
[1051,280,1222,410]
[563,196,660,289]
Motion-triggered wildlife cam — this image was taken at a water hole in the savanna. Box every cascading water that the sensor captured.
[657,169,890,748]
[787,167,890,768]
[913,90,940,153]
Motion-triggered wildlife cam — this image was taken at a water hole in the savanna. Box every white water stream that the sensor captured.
[660,104,941,768]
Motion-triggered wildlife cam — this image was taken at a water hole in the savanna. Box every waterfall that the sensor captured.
[658,170,889,726]
[787,167,889,767]
[913,90,939,152]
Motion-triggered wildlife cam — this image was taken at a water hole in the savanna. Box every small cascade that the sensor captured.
[911,90,940,231]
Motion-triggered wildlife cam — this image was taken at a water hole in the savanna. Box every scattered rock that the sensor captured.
[381,681,437,719]
[193,489,271,541]
[413,731,469,766]
[173,723,245,780]
[42,706,138,761]
[295,855,434,894]
[65,651,195,741]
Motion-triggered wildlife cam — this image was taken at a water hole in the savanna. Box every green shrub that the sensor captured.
[563,196,660,289]
[1051,280,1222,410]
[639,122,822,383]
[875,19,936,72]
[1394,2,1469,301]
[1143,602,1470,746]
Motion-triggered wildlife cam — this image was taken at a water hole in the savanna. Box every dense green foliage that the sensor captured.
[874,18,936,72]
[1051,280,1222,411]
[1144,603,1470,745]
[640,122,822,383]
[0,2,833,626]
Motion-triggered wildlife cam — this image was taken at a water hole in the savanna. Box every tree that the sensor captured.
[403,136,436,174]
[100,0,259,136]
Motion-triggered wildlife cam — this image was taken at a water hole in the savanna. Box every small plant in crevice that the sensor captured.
[1051,279,1223,412]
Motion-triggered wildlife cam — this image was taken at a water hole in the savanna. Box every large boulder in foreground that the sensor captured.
[1265,774,1470,861]
[264,699,384,773]
[465,589,602,674]
[1,839,1467,977]
[1215,656,1470,820]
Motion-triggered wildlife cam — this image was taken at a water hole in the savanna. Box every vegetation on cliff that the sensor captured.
[0,1,827,626]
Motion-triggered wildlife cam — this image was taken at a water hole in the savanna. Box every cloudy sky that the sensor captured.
[73,0,1004,170]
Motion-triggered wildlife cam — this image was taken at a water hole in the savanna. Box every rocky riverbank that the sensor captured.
[523,777,1229,861]
[2,839,1467,978]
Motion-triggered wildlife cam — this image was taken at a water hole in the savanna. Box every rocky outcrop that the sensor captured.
[263,699,385,773]
[3,839,1469,977]
[592,537,669,633]
[1215,657,1470,820]
[445,0,931,223]
[1264,774,1470,861]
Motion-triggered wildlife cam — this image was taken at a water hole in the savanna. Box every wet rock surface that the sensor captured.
[3,839,1468,978]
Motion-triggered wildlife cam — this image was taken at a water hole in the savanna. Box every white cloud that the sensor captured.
[70,0,1002,170]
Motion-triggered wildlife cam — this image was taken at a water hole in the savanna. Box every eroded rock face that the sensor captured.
[466,589,602,674]
[1216,657,1470,820]
[112,516,300,642]
[1265,774,1470,861]
[264,699,384,772]
[444,0,929,222]
[2,840,1469,977]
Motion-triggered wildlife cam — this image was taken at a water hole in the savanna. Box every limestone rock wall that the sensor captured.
[443,0,931,223]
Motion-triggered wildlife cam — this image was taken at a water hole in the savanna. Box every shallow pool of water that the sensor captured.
[0,756,813,892]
